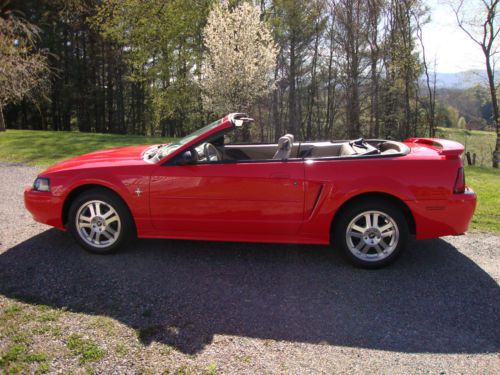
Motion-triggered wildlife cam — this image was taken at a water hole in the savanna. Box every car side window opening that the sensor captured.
[172,126,301,165]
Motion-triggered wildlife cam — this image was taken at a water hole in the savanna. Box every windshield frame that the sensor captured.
[150,113,252,164]
[155,119,223,161]
[154,116,236,164]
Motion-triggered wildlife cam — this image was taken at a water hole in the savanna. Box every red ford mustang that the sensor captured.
[24,113,476,268]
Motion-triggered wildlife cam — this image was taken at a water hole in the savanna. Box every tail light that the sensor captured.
[453,167,465,194]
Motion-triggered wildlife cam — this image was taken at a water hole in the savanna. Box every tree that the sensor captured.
[382,0,424,139]
[452,0,500,167]
[332,0,369,138]
[304,0,327,140]
[414,6,436,137]
[268,0,317,138]
[367,0,384,138]
[201,3,278,117]
[95,0,212,136]
[0,9,48,131]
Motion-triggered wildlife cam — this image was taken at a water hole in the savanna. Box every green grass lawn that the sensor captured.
[0,129,168,167]
[0,128,499,233]
[465,166,500,233]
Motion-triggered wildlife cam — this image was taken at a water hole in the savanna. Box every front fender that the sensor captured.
[50,168,151,234]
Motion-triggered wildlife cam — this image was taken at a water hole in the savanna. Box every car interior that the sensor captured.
[191,132,410,163]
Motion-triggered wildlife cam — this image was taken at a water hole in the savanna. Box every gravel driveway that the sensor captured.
[0,162,499,374]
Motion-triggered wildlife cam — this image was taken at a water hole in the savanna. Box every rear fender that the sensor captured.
[299,177,416,241]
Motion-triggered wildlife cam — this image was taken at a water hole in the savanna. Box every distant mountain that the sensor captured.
[429,70,498,89]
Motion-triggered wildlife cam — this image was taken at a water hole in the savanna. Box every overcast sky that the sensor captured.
[422,0,495,73]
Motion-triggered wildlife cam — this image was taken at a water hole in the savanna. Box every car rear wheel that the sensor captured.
[68,189,133,254]
[333,200,408,268]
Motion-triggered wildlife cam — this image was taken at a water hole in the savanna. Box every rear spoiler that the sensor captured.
[404,138,464,157]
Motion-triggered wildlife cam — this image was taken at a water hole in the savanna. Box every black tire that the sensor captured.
[332,199,408,269]
[68,188,134,254]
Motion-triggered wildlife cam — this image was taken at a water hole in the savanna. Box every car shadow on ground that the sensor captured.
[0,229,498,355]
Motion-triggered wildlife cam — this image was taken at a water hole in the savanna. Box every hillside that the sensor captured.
[432,70,499,89]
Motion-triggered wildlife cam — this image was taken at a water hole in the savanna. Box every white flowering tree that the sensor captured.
[201,3,278,116]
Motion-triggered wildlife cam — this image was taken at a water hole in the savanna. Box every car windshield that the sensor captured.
[155,119,222,160]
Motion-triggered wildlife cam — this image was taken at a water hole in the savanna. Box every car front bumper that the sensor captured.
[24,187,65,230]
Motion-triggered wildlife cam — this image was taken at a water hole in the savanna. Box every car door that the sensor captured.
[149,160,305,238]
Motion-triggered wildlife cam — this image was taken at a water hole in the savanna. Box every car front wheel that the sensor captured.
[333,200,409,268]
[68,189,133,254]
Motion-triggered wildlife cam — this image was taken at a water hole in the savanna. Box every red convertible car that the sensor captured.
[25,113,476,268]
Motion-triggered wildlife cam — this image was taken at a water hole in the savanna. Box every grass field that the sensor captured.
[0,129,167,167]
[0,128,498,233]
[464,166,500,233]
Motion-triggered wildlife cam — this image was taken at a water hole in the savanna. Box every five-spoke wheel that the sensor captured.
[68,188,133,254]
[334,200,408,268]
[346,210,399,262]
[76,200,121,248]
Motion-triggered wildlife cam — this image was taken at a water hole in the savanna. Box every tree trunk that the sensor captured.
[325,22,336,139]
[370,55,379,137]
[485,54,499,168]
[107,46,115,133]
[368,0,381,138]
[0,106,5,132]
[306,26,320,140]
[342,0,362,138]
[272,66,280,141]
[288,36,298,136]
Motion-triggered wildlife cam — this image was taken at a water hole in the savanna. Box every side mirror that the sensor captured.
[177,150,195,165]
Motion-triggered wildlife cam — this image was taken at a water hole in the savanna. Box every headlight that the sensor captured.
[33,177,50,192]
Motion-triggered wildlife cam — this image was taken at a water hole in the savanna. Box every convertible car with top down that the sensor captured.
[24,113,476,268]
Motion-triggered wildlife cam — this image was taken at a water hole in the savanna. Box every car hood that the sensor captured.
[41,145,157,174]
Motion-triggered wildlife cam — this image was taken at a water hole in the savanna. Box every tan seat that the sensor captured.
[381,149,399,155]
[340,143,356,156]
[380,141,402,154]
[309,143,343,157]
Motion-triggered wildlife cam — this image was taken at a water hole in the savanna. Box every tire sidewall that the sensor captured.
[333,200,409,268]
[68,189,132,254]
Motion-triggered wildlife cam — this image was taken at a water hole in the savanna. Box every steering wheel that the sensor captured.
[203,142,220,162]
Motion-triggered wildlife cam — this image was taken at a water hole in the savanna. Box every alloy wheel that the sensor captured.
[76,200,121,248]
[345,210,399,262]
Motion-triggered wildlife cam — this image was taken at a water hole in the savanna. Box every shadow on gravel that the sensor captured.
[1,229,499,354]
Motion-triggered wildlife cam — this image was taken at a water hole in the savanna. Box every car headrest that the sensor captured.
[278,136,291,150]
[283,133,294,145]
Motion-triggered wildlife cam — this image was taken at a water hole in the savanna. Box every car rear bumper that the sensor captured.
[408,188,477,240]
[24,187,65,230]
